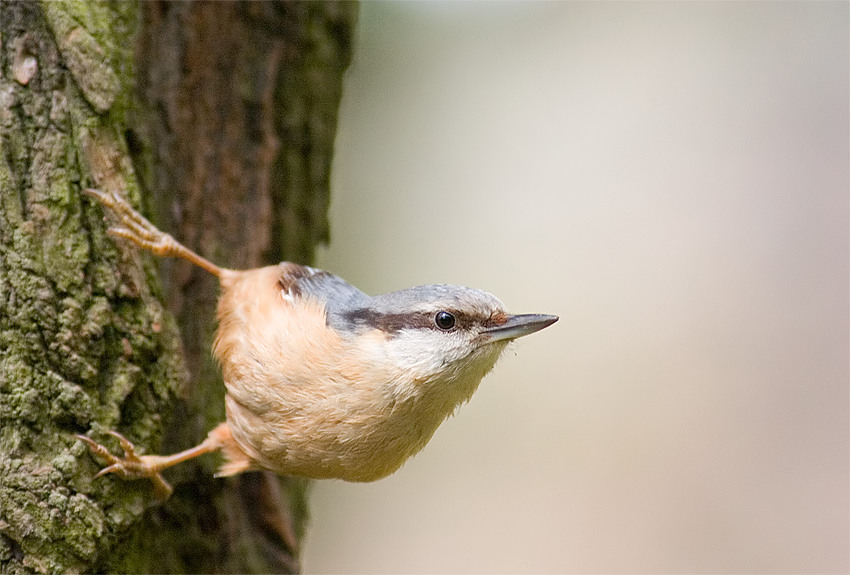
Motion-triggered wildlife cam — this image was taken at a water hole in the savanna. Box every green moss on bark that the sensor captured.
[2,1,357,571]
[1,1,183,572]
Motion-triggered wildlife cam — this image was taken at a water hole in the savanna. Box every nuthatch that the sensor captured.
[78,189,558,499]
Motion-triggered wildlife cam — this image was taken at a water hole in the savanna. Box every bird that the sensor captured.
[77,188,558,499]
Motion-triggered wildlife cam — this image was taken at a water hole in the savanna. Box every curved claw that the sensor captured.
[105,430,140,457]
[74,433,122,465]
[95,462,128,479]
[84,188,175,254]
[75,432,173,500]
[84,187,224,278]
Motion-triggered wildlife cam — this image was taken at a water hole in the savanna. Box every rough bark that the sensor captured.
[0,1,356,572]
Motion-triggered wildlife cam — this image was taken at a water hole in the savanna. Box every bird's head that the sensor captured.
[331,284,558,405]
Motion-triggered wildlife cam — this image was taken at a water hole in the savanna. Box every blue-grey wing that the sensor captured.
[278,264,370,333]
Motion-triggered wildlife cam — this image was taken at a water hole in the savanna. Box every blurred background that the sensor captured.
[303,2,848,573]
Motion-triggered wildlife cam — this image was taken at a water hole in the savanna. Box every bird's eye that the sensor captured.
[434,311,456,330]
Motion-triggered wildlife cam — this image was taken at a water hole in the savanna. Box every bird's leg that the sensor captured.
[76,430,224,500]
[84,188,225,278]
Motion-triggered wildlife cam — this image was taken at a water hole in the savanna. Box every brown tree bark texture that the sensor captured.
[0,1,356,573]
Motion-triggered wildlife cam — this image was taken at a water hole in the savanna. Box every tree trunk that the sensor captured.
[0,1,356,572]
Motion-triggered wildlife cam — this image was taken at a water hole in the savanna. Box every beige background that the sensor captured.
[303,2,848,573]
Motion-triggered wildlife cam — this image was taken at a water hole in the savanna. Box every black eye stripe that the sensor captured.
[341,309,483,334]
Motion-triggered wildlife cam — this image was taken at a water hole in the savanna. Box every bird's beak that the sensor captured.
[481,314,558,342]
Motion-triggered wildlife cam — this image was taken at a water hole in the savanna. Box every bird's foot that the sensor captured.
[84,188,181,259]
[85,188,224,276]
[76,431,173,500]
